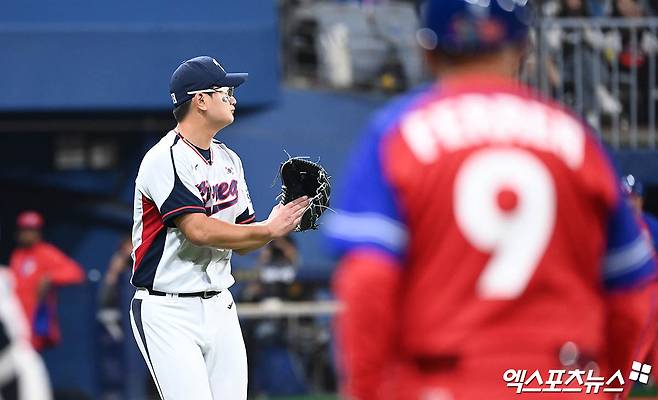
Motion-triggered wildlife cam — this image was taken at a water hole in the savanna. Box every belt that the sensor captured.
[147,289,221,299]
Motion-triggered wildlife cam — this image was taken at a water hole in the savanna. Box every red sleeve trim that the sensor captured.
[161,205,206,220]
[237,215,256,224]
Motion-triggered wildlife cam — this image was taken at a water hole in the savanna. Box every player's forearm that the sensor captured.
[235,223,272,254]
[104,255,127,286]
[179,215,273,250]
[334,250,402,400]
[49,252,85,284]
[37,277,52,302]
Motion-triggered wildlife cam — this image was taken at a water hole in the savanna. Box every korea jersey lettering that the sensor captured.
[325,77,656,358]
[131,130,255,293]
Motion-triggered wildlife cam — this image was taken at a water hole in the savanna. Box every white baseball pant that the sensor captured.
[130,289,247,400]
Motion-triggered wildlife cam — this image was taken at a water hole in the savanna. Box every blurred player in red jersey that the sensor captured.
[9,211,84,351]
[324,1,658,399]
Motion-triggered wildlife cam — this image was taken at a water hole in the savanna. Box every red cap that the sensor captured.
[16,211,44,230]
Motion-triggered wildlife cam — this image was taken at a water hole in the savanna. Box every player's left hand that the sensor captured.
[265,197,310,238]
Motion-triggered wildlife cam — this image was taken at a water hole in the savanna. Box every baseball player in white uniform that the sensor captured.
[130,56,310,400]
[0,268,52,400]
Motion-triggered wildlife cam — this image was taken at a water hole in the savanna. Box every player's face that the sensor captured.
[617,0,642,16]
[16,228,41,247]
[630,193,644,215]
[205,86,236,127]
[564,0,583,11]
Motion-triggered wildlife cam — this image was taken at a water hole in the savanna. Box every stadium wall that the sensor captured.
[0,0,280,110]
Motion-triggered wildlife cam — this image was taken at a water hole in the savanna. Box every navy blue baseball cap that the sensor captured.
[418,0,532,54]
[169,56,248,108]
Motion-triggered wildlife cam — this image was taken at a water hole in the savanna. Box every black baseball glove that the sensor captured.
[279,157,331,231]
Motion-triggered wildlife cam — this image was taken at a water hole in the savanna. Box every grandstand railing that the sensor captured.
[237,300,341,319]
[237,300,340,394]
[529,17,658,149]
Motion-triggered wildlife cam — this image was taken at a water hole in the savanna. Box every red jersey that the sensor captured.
[389,78,622,358]
[10,241,84,350]
[326,76,656,398]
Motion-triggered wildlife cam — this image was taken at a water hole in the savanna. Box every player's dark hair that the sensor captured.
[173,100,192,122]
[429,40,527,67]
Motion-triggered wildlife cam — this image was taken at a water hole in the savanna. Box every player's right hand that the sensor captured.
[265,197,310,238]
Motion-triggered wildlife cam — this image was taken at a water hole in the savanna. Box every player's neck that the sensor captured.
[175,121,216,150]
[433,47,523,82]
[437,61,518,83]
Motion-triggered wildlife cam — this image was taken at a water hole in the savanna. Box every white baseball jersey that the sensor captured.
[131,130,255,293]
[0,269,52,400]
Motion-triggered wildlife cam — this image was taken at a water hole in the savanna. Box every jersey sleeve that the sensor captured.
[136,144,206,227]
[324,122,408,261]
[234,155,256,225]
[42,244,84,285]
[603,186,657,290]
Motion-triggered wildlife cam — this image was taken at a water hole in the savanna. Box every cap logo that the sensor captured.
[171,93,177,104]
[212,58,226,73]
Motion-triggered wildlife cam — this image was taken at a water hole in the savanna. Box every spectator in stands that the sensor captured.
[255,236,300,299]
[546,0,622,124]
[541,0,610,17]
[588,0,611,16]
[638,0,658,15]
[610,0,658,124]
[561,0,592,16]
[98,236,133,336]
[241,236,309,396]
[240,235,303,303]
[96,236,158,400]
[97,236,133,399]
[9,211,84,351]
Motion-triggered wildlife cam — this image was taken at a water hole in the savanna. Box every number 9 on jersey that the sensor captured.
[454,148,557,300]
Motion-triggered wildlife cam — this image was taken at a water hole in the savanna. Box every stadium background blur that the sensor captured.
[0,0,657,399]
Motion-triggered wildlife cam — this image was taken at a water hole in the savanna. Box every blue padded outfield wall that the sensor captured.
[0,0,279,110]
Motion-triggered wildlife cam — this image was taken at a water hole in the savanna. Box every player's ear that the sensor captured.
[194,93,209,111]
